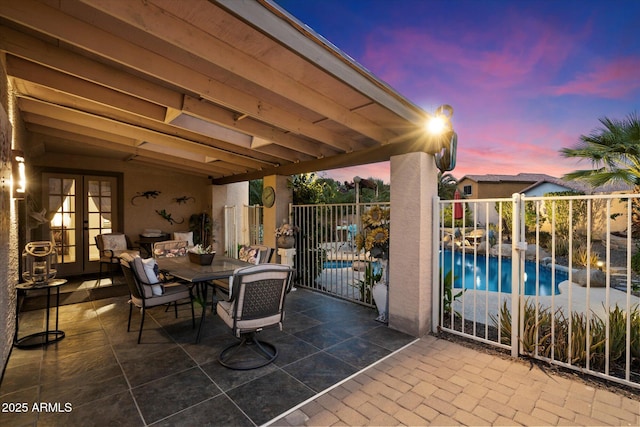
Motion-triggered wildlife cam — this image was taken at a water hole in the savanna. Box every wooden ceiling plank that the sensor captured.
[18,97,269,170]
[0,3,354,151]
[87,0,394,143]
[7,56,167,121]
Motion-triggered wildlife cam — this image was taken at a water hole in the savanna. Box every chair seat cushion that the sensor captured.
[130,283,191,308]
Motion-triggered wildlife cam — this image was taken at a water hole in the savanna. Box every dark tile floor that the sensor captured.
[0,276,414,426]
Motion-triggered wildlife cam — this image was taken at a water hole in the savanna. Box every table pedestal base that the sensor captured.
[15,330,65,349]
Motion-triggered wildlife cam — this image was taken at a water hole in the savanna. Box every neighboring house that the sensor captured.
[456,173,633,234]
[457,172,633,199]
[457,173,587,199]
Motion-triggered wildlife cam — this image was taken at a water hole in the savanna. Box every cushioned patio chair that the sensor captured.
[120,256,195,343]
[211,244,274,306]
[95,233,139,284]
[152,239,189,258]
[216,264,293,369]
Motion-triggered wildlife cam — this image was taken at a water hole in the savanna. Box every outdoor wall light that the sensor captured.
[430,105,457,174]
[11,149,26,199]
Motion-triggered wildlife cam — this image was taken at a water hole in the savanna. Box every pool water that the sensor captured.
[441,250,567,296]
[323,260,354,269]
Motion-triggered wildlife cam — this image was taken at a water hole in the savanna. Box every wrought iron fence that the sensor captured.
[436,192,640,390]
[290,202,390,307]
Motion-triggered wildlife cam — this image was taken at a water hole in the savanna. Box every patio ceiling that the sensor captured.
[0,0,434,184]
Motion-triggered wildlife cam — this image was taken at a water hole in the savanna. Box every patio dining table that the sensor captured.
[156,255,252,342]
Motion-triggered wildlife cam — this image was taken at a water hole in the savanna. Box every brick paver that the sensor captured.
[268,336,640,426]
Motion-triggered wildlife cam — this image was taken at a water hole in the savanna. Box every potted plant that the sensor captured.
[275,222,299,248]
[188,244,215,265]
[355,205,390,322]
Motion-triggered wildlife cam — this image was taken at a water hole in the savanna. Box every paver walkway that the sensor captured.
[270,335,640,426]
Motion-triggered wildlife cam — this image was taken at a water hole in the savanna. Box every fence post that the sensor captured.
[432,196,440,334]
[510,193,521,357]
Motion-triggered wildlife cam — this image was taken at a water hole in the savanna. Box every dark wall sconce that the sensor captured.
[12,150,26,199]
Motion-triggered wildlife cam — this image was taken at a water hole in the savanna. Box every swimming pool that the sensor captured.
[441,250,567,296]
[323,260,354,269]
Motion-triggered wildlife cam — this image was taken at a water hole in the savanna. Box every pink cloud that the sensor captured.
[549,57,640,98]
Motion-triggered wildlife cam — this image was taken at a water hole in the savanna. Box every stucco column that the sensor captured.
[389,151,438,337]
[263,175,292,261]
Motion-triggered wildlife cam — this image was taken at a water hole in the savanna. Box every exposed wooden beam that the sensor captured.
[85,0,396,143]
[26,124,232,177]
[213,137,437,185]
[0,25,183,109]
[0,2,356,151]
[7,55,167,121]
[181,95,336,159]
[17,97,270,170]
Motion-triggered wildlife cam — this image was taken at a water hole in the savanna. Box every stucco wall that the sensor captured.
[0,60,17,377]
[29,152,212,241]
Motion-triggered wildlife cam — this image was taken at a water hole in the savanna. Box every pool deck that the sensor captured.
[270,334,640,426]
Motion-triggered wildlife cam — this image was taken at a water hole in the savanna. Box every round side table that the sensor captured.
[14,279,67,348]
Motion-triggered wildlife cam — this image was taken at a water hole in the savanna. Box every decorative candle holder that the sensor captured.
[22,241,57,285]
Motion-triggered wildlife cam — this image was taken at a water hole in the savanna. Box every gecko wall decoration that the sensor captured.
[155,209,184,225]
[173,196,195,205]
[131,190,161,206]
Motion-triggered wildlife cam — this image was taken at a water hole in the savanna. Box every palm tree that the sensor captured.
[560,112,640,235]
[438,172,458,199]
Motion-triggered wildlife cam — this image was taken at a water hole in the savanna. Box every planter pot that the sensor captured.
[277,236,295,249]
[372,259,389,323]
[188,252,215,265]
[372,282,388,323]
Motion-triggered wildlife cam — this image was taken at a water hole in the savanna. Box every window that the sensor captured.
[463,185,472,196]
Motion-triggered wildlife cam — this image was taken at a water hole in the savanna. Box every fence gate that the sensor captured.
[436,192,640,390]
[290,202,390,307]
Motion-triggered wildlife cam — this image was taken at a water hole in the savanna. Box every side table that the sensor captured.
[14,279,67,348]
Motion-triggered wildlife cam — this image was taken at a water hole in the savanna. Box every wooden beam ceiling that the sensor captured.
[0,0,431,184]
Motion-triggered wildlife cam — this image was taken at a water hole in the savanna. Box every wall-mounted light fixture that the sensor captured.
[429,105,457,173]
[11,149,26,199]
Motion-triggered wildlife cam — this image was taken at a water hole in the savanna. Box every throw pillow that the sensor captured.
[238,245,260,265]
[141,257,163,296]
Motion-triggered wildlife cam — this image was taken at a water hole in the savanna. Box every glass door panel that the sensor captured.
[43,173,119,276]
[87,178,115,262]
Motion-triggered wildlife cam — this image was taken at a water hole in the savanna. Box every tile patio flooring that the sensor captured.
[2,276,639,426]
[0,276,414,426]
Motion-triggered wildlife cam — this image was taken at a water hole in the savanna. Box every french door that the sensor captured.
[43,173,120,276]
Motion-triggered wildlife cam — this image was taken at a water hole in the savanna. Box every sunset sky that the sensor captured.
[274,0,640,184]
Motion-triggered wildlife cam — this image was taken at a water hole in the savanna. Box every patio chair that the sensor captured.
[152,239,189,258]
[172,231,194,248]
[216,264,293,369]
[120,256,195,344]
[211,244,274,302]
[95,233,139,285]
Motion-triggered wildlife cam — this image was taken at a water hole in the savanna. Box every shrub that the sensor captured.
[632,244,640,274]
[572,245,600,267]
[492,301,638,371]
